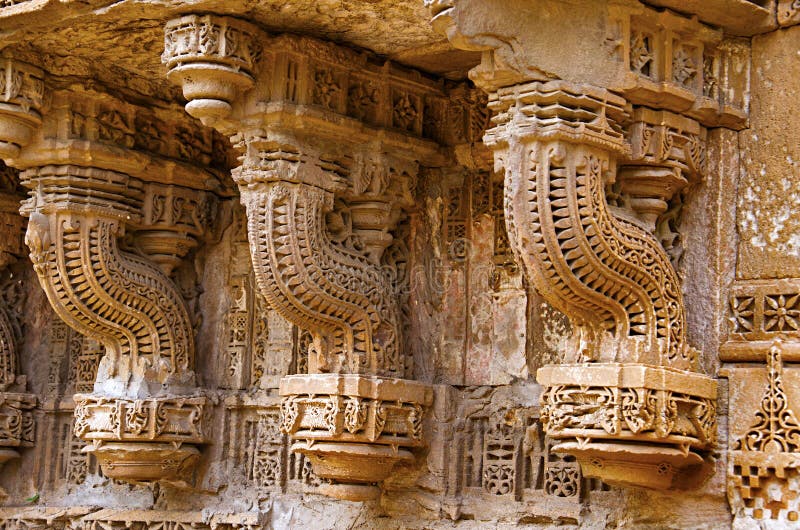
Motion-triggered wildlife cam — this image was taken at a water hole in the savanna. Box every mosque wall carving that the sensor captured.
[0,0,797,528]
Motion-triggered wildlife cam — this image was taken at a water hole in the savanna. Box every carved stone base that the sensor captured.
[538,363,717,489]
[554,441,703,490]
[85,442,201,483]
[74,394,206,483]
[0,447,18,464]
[279,374,432,500]
[294,440,413,480]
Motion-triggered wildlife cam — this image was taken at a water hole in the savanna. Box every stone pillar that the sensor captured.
[0,164,35,492]
[162,16,446,500]
[424,0,748,489]
[0,56,223,483]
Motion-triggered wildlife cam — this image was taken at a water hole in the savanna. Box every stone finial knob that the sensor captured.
[162,15,262,126]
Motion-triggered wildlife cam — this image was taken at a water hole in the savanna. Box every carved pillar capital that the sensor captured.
[162,14,261,126]
[162,22,445,499]
[0,64,224,482]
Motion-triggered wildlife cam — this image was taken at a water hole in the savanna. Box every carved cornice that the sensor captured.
[426,0,748,129]
[8,86,228,190]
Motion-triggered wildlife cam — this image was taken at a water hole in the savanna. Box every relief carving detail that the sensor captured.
[162,19,443,500]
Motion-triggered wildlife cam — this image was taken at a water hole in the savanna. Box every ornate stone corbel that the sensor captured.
[22,165,204,481]
[0,58,224,483]
[427,1,719,490]
[162,17,444,500]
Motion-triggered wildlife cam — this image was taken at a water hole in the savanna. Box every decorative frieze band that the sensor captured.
[722,278,800,361]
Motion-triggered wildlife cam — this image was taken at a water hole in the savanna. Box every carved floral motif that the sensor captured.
[723,279,800,361]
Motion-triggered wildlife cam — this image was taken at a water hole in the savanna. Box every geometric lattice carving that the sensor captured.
[729,342,800,523]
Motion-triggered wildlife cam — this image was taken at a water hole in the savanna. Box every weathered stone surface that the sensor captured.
[0,0,795,528]
[737,25,800,280]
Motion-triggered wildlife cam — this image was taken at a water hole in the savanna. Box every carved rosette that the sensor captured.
[484,81,716,489]
[20,165,205,482]
[162,19,441,500]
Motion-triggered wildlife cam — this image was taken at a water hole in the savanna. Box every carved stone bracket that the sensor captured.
[162,17,447,499]
[483,81,716,489]
[427,0,721,490]
[279,375,431,500]
[0,57,223,483]
[20,165,205,481]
